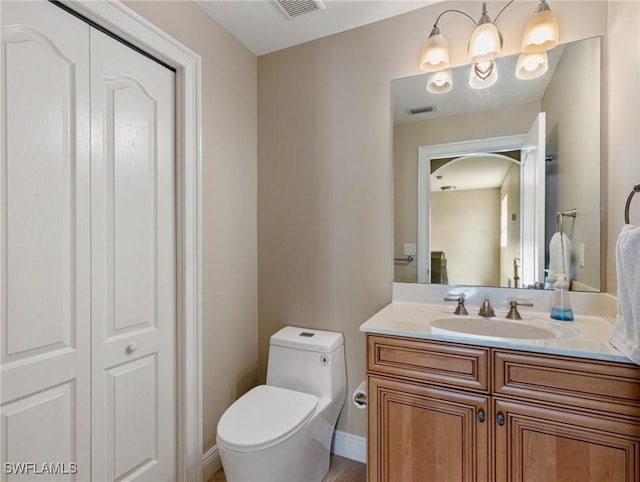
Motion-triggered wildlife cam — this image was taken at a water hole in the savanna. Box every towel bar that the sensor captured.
[624,183,640,224]
[394,255,414,263]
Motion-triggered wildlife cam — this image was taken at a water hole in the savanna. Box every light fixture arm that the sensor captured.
[431,0,517,30]
[494,0,516,24]
[432,9,478,31]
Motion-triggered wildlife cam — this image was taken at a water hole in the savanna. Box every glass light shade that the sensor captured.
[426,69,453,94]
[469,61,498,89]
[468,22,501,63]
[521,9,559,53]
[420,34,450,72]
[516,52,548,79]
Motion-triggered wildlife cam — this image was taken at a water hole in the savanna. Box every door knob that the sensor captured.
[126,342,139,353]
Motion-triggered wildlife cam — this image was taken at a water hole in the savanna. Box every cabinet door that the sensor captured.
[368,376,490,482]
[495,398,640,482]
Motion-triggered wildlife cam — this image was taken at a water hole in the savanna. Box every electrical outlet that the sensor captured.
[403,243,416,256]
[579,243,585,267]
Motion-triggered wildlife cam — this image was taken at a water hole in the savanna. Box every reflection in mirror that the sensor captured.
[393,36,601,292]
[430,152,521,287]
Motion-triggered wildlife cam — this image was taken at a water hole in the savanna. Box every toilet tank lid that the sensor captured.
[270,326,344,353]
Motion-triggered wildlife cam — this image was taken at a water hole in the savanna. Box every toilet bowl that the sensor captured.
[216,326,346,482]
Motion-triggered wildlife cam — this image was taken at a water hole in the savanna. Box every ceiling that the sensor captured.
[431,154,518,192]
[194,0,438,56]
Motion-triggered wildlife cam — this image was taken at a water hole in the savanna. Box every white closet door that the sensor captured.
[89,28,177,482]
[1,2,91,480]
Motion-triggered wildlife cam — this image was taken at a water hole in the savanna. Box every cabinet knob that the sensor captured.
[497,412,505,426]
[126,342,139,353]
[477,409,486,423]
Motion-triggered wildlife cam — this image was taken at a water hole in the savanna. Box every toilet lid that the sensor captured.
[217,385,318,453]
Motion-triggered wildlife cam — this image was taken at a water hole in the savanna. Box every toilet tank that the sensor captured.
[266,326,346,401]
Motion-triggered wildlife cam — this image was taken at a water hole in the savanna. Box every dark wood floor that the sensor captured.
[211,454,366,482]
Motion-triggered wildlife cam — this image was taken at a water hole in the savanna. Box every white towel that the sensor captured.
[547,232,571,283]
[609,224,640,364]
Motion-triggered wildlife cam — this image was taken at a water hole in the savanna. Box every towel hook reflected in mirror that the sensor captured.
[556,209,577,235]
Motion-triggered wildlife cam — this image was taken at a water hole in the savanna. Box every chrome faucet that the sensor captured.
[444,293,468,316]
[478,298,495,318]
[505,299,535,320]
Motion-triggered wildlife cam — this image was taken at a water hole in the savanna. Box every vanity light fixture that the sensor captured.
[420,26,450,72]
[469,60,499,89]
[515,51,549,79]
[468,5,502,63]
[521,0,560,53]
[419,0,560,93]
[427,69,453,94]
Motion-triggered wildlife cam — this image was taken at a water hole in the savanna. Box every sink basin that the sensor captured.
[430,317,579,341]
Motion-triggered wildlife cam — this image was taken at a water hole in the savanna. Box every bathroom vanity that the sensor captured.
[361,302,640,482]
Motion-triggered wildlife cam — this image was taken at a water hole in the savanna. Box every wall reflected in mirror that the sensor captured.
[393,36,601,292]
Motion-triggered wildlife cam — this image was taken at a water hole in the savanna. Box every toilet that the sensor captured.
[216,326,347,482]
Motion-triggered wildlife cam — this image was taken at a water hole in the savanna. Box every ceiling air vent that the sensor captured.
[274,0,326,20]
[408,105,436,115]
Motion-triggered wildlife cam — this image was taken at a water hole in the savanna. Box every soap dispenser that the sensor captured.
[550,273,574,321]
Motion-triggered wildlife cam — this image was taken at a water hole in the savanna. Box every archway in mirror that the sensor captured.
[430,152,522,288]
[414,118,546,290]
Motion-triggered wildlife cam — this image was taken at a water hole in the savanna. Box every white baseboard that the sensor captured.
[203,444,222,482]
[205,430,366,479]
[331,430,367,464]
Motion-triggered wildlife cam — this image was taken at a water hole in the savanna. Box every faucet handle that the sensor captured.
[478,298,495,318]
[505,298,534,320]
[444,293,468,316]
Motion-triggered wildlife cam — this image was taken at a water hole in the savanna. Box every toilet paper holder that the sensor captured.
[353,392,366,407]
[352,381,367,409]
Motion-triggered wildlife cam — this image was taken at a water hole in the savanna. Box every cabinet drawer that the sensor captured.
[367,335,489,392]
[494,350,640,418]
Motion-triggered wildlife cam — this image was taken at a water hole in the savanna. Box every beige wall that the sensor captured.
[124,1,258,453]
[432,188,501,286]
[258,0,612,437]
[542,37,601,290]
[607,0,640,293]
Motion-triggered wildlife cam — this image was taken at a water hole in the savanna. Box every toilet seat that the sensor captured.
[217,385,318,453]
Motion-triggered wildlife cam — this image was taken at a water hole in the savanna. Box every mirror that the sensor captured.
[393,37,601,292]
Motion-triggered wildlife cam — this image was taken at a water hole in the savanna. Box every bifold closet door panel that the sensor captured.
[89,27,177,482]
[0,1,92,480]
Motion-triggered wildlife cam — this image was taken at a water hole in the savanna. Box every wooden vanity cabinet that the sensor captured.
[493,350,640,482]
[368,375,490,482]
[367,335,492,482]
[367,334,640,482]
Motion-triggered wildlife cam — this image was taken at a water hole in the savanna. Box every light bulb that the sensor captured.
[426,69,453,94]
[516,52,548,80]
[420,27,450,72]
[524,58,540,72]
[468,21,501,63]
[521,2,560,53]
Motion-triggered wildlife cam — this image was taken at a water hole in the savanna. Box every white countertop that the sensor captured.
[360,301,630,364]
